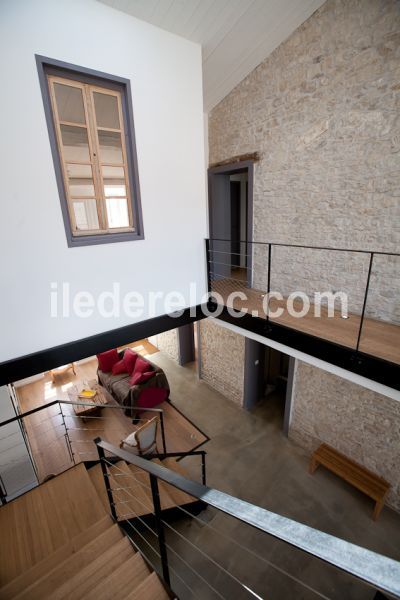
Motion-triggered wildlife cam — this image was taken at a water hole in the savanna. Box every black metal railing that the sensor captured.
[95,438,400,600]
[205,238,400,367]
[0,399,167,502]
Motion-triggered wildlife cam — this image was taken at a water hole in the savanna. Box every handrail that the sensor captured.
[95,438,400,598]
[0,399,168,456]
[0,400,163,429]
[150,449,207,484]
[207,237,400,256]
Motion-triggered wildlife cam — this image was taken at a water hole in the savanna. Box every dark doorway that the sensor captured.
[243,338,295,435]
[208,161,253,283]
[230,180,241,268]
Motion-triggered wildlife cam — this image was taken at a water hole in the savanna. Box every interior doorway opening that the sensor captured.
[243,338,294,435]
[208,160,253,285]
[229,172,248,280]
[262,346,290,429]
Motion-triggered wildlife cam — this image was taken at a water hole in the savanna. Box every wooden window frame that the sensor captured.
[36,55,144,247]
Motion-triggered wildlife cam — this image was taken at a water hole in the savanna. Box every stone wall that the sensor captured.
[289,361,400,510]
[209,0,400,324]
[199,319,245,406]
[153,329,180,363]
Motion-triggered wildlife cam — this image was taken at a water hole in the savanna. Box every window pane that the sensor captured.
[60,125,90,162]
[67,164,95,196]
[93,92,120,129]
[54,83,86,124]
[98,131,123,164]
[106,198,130,228]
[72,199,99,231]
[102,165,127,197]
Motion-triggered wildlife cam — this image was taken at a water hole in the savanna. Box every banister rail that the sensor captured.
[95,438,400,598]
[206,237,400,256]
[205,237,400,385]
[0,399,164,429]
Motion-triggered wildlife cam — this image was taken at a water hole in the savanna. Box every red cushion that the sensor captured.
[137,388,168,408]
[133,356,150,375]
[112,359,127,375]
[123,348,139,374]
[97,349,119,373]
[129,370,155,386]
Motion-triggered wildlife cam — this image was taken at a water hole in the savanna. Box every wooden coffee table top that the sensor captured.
[67,380,112,417]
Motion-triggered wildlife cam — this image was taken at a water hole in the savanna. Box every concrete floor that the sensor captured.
[135,351,400,600]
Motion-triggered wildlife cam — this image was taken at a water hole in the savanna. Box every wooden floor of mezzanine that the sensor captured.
[211,278,400,365]
[15,342,208,483]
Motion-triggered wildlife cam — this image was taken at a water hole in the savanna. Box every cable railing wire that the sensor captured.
[160,517,263,600]
[169,503,332,600]
[103,464,225,599]
[123,517,202,600]
[104,459,278,600]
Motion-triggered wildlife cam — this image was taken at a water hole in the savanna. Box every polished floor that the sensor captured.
[211,278,400,365]
[15,340,207,482]
[12,349,400,599]
[137,352,400,600]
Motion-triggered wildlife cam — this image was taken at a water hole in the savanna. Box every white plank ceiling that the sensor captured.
[98,0,325,111]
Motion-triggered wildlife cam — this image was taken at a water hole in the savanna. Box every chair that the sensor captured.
[120,416,159,456]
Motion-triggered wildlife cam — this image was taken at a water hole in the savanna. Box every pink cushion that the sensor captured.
[129,370,155,386]
[133,356,150,376]
[112,359,127,375]
[97,349,119,373]
[123,348,139,374]
[137,388,168,408]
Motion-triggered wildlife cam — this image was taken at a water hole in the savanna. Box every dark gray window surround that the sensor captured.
[36,55,144,247]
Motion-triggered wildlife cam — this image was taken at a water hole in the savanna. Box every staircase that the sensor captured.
[89,457,197,521]
[0,463,170,599]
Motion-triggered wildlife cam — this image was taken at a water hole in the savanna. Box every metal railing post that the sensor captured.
[356,252,374,354]
[265,242,272,330]
[201,451,206,485]
[94,437,117,521]
[0,474,7,505]
[149,473,171,587]
[205,238,212,294]
[59,402,74,464]
[159,412,167,454]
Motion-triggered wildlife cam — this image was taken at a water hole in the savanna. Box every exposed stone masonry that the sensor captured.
[209,0,400,324]
[289,361,400,511]
[199,319,245,406]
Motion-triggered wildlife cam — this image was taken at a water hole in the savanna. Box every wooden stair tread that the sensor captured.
[41,536,134,599]
[14,523,125,600]
[126,572,170,600]
[84,552,150,600]
[0,463,107,586]
[314,444,390,498]
[0,515,113,599]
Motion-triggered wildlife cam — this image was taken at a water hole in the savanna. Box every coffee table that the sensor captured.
[67,380,111,419]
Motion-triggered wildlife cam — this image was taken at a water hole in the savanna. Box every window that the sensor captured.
[37,57,143,246]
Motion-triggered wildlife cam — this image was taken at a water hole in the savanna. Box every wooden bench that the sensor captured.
[309,443,390,521]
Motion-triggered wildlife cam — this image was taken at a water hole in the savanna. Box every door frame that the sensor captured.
[207,160,254,281]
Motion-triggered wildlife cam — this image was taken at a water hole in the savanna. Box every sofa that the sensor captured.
[97,349,170,417]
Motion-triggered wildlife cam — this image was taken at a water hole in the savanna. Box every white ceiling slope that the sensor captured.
[98,0,325,111]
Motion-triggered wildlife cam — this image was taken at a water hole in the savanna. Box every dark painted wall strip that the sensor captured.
[213,306,400,391]
[0,306,206,386]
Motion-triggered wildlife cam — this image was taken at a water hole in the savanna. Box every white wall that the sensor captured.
[0,0,207,362]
